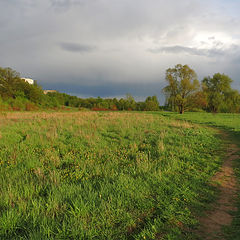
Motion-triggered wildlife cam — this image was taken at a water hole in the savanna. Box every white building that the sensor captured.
[22,78,34,85]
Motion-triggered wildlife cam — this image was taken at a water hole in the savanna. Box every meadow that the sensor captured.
[155,111,240,239]
[157,112,240,133]
[0,112,223,239]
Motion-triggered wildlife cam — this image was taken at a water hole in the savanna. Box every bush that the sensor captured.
[25,103,38,111]
[0,96,9,111]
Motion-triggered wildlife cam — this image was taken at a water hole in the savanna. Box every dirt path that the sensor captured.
[197,131,239,239]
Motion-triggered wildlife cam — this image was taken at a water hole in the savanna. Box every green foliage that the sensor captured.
[202,73,240,113]
[163,68,240,114]
[0,67,22,99]
[24,83,44,104]
[115,94,136,111]
[9,96,29,111]
[44,92,158,112]
[0,112,222,239]
[125,93,136,110]
[144,96,159,111]
[0,67,46,110]
[163,64,200,114]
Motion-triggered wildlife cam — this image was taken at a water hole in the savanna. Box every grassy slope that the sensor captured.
[155,112,240,240]
[0,112,222,240]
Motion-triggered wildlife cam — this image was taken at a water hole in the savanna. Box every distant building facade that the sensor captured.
[22,78,35,85]
[43,90,57,94]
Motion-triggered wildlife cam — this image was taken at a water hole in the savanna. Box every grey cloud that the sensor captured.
[0,0,240,100]
[148,45,227,58]
[213,40,224,47]
[60,42,97,53]
[50,0,83,8]
[208,36,215,40]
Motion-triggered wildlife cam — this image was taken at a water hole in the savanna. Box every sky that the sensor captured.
[1,0,240,103]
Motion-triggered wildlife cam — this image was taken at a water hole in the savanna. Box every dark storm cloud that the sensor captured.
[60,42,97,53]
[41,80,165,103]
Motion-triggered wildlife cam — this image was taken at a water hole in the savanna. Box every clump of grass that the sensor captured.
[0,112,222,239]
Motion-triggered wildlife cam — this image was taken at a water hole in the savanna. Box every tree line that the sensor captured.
[0,65,239,113]
[0,66,159,111]
[163,64,240,114]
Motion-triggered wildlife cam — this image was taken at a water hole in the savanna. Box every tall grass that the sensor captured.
[0,112,222,239]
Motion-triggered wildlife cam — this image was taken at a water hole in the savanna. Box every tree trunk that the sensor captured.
[179,105,184,114]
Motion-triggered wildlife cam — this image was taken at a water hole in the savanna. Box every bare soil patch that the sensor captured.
[198,131,239,240]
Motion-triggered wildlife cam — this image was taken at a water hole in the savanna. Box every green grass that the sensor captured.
[157,112,240,134]
[0,112,223,239]
[154,111,240,239]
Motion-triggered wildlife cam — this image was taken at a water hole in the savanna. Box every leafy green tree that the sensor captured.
[163,64,199,114]
[0,67,22,99]
[223,90,240,113]
[202,73,236,113]
[117,98,126,110]
[0,66,46,106]
[187,90,207,111]
[136,101,146,111]
[125,93,136,110]
[25,83,44,104]
[145,96,159,111]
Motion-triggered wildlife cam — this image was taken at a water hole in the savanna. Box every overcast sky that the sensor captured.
[1,0,240,103]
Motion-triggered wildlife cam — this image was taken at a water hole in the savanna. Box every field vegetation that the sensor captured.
[0,112,223,239]
[158,112,240,133]
[156,111,240,239]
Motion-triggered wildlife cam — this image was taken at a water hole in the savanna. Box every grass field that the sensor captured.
[158,112,240,134]
[0,112,223,239]
[155,112,240,239]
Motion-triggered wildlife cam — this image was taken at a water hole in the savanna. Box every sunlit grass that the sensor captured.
[0,112,222,239]
[157,112,240,133]
[155,111,240,240]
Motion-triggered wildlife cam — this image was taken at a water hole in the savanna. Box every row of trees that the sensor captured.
[0,66,159,111]
[1,65,239,113]
[44,92,159,111]
[163,64,240,114]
